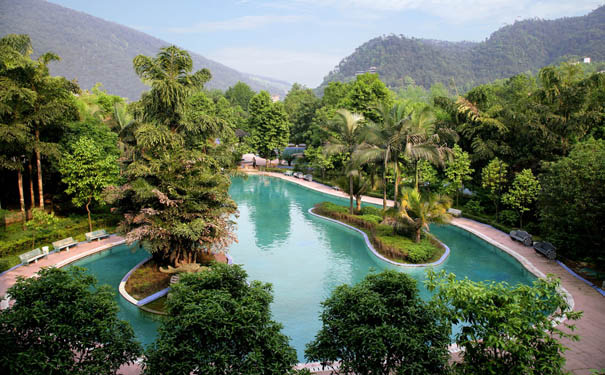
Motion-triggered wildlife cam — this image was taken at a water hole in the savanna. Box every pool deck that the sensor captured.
[1,172,604,373]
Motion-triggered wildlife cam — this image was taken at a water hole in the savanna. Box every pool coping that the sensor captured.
[308,207,451,267]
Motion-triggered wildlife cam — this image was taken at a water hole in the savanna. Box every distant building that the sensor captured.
[271,95,280,102]
[355,67,379,76]
[584,57,591,63]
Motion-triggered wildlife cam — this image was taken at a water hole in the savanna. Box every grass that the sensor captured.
[314,202,444,264]
[124,258,171,300]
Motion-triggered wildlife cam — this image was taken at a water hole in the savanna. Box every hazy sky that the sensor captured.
[49,0,601,87]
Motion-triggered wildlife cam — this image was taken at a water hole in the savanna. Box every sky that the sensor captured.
[48,0,602,88]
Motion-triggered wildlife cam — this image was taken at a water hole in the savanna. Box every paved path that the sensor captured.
[2,172,604,373]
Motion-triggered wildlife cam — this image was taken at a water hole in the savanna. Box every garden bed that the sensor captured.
[313,202,445,264]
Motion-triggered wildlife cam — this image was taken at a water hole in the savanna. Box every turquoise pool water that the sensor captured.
[72,174,536,361]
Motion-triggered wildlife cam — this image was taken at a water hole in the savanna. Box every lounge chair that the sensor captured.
[509,230,533,246]
[303,174,313,182]
[18,248,48,265]
[53,237,78,252]
[85,229,110,242]
[284,170,293,176]
[533,241,556,260]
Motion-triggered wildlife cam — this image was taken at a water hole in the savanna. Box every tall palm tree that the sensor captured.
[398,188,452,243]
[323,109,366,214]
[335,171,370,212]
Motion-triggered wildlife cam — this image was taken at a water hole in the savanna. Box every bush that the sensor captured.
[463,199,484,215]
[359,214,382,225]
[499,210,519,227]
[407,244,433,263]
[0,256,19,273]
[359,205,383,217]
[318,202,349,214]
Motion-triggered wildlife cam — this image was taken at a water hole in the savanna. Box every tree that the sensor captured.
[59,136,119,232]
[283,83,320,145]
[539,139,605,263]
[481,157,508,222]
[340,73,393,124]
[248,91,290,167]
[225,81,255,112]
[323,109,366,214]
[502,168,540,228]
[397,188,452,243]
[0,267,141,375]
[144,263,297,375]
[335,171,369,212]
[306,270,450,375]
[445,144,474,206]
[426,269,581,375]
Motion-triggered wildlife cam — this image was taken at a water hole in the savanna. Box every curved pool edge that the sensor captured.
[308,207,450,268]
[451,220,575,326]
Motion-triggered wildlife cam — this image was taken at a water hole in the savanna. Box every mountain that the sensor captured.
[319,6,605,92]
[0,0,290,100]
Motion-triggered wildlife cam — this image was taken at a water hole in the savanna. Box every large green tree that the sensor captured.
[248,91,290,166]
[0,267,141,375]
[225,81,255,112]
[113,46,237,266]
[481,157,509,222]
[539,139,605,263]
[144,263,297,375]
[445,144,474,206]
[306,270,450,375]
[59,136,119,232]
[283,83,320,145]
[502,168,540,228]
[426,270,581,375]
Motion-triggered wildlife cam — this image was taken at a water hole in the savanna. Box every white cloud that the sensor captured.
[208,47,344,87]
[167,15,304,33]
[295,0,601,23]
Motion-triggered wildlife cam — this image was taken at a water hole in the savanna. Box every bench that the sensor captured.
[53,237,78,252]
[18,248,48,265]
[85,229,110,242]
[293,172,303,179]
[303,174,313,182]
[447,208,462,217]
[533,241,556,260]
[509,230,533,246]
[284,170,293,176]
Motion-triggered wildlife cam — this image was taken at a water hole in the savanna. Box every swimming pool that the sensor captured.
[72,174,536,361]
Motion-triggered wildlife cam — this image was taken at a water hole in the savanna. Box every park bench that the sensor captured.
[303,174,313,182]
[284,170,293,176]
[509,230,533,246]
[52,237,78,252]
[85,229,110,242]
[19,248,48,265]
[447,208,462,217]
[533,241,557,260]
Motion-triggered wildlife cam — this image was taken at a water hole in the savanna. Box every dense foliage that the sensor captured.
[0,267,141,375]
[144,263,297,375]
[427,270,581,375]
[319,6,605,92]
[306,270,450,375]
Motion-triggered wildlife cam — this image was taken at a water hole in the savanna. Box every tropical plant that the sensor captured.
[306,270,450,375]
[397,188,452,242]
[335,171,370,212]
[0,267,141,375]
[144,263,297,375]
[481,157,508,221]
[502,169,540,228]
[445,144,474,206]
[59,136,119,232]
[426,269,582,375]
[323,109,366,214]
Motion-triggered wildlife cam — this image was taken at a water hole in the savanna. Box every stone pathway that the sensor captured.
[2,172,604,373]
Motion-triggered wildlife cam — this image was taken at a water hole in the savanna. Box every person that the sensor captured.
[252,157,257,169]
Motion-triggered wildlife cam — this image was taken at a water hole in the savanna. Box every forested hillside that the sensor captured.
[0,0,290,100]
[319,6,605,92]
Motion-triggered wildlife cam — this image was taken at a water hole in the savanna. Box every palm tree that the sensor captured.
[398,188,452,243]
[323,109,366,214]
[335,171,370,212]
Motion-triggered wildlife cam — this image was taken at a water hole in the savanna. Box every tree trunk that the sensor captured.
[86,196,93,232]
[349,174,354,214]
[35,128,44,209]
[393,160,400,209]
[356,196,362,211]
[415,228,421,243]
[382,147,389,211]
[28,159,35,210]
[414,160,419,191]
[17,169,25,230]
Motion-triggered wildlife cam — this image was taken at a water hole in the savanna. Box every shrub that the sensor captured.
[359,214,382,225]
[0,256,19,273]
[359,205,383,217]
[463,199,484,215]
[499,210,519,227]
[407,245,433,263]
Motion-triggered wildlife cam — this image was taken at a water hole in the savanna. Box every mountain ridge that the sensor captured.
[319,6,605,91]
[0,0,290,100]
